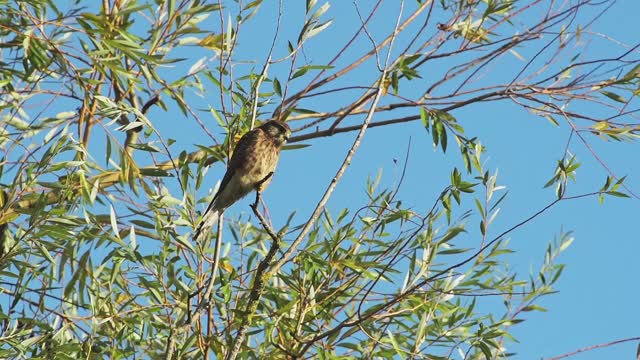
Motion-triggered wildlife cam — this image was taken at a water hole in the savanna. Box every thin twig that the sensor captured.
[250,0,283,128]
[544,337,640,360]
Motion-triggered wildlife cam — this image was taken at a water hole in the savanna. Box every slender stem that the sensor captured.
[544,337,640,360]
[225,192,280,360]
[189,214,224,325]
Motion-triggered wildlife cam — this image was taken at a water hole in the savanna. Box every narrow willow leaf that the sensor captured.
[273,78,282,96]
[311,2,330,20]
[306,0,317,13]
[600,90,626,103]
[188,57,207,76]
[387,330,406,360]
[129,225,137,249]
[110,205,120,239]
[420,107,429,130]
[307,20,332,39]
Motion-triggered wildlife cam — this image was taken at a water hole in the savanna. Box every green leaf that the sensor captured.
[129,143,161,152]
[307,20,333,39]
[273,78,282,96]
[420,107,429,130]
[168,0,175,19]
[544,115,559,126]
[439,248,471,255]
[292,67,308,79]
[117,4,150,16]
[306,0,317,13]
[128,225,137,249]
[387,330,406,360]
[139,168,172,177]
[606,191,630,198]
[110,205,120,239]
[600,90,627,103]
[521,304,548,312]
[437,120,447,152]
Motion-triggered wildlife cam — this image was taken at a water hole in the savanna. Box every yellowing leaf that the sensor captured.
[199,33,224,50]
[592,121,610,130]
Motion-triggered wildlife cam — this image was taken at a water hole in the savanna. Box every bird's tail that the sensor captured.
[193,208,220,244]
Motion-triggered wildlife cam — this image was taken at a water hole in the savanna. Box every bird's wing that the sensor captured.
[209,166,235,209]
[227,127,262,173]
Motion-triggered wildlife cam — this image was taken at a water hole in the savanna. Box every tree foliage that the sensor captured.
[0,0,638,359]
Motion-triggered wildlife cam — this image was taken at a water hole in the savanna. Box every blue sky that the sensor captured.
[55,0,637,358]
[2,0,639,358]
[165,1,640,358]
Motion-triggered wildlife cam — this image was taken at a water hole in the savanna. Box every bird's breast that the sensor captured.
[237,142,279,186]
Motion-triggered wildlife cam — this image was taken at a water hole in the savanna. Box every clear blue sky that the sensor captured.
[148,1,639,358]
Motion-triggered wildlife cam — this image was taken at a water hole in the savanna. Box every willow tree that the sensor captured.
[0,0,637,359]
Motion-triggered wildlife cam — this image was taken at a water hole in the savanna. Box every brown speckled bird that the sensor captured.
[193,120,291,241]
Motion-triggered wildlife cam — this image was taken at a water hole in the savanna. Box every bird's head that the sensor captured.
[261,120,291,147]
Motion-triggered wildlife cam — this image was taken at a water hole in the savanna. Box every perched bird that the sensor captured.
[193,120,291,242]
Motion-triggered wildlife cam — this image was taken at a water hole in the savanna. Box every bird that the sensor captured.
[193,120,291,242]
